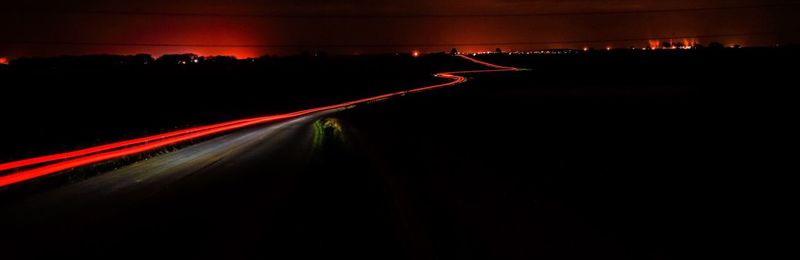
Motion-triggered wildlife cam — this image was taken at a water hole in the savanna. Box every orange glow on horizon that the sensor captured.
[133,19,266,59]
[0,57,8,65]
[95,47,263,60]
[169,49,260,59]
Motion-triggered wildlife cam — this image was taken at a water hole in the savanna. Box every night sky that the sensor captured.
[2,0,799,58]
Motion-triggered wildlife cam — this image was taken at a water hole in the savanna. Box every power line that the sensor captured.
[0,32,776,49]
[9,3,800,19]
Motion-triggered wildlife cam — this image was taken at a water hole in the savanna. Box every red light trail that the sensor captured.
[0,118,271,172]
[0,55,518,188]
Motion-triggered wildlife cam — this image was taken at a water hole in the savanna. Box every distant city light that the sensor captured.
[649,38,698,50]
[513,49,579,55]
[463,43,723,57]
[649,40,661,50]
[412,50,420,57]
[0,57,8,65]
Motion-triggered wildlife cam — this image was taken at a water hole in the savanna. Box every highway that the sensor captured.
[1,111,343,258]
[0,53,713,259]
[0,54,517,188]
[0,55,520,258]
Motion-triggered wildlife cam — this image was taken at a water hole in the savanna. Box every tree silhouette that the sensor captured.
[132,54,154,65]
[156,54,199,65]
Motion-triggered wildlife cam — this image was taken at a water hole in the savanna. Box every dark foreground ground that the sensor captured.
[1,49,795,259]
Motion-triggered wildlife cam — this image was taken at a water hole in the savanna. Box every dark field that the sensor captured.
[313,48,794,258]
[1,48,794,259]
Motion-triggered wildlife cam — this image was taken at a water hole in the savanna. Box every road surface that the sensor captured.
[1,111,345,258]
[0,55,523,259]
[0,51,780,260]
[0,55,517,188]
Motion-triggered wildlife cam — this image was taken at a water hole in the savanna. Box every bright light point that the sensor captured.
[412,50,420,57]
[606,47,612,51]
[583,47,589,52]
[0,57,8,65]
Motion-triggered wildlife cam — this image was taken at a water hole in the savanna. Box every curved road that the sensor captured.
[1,55,520,259]
[0,55,517,188]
